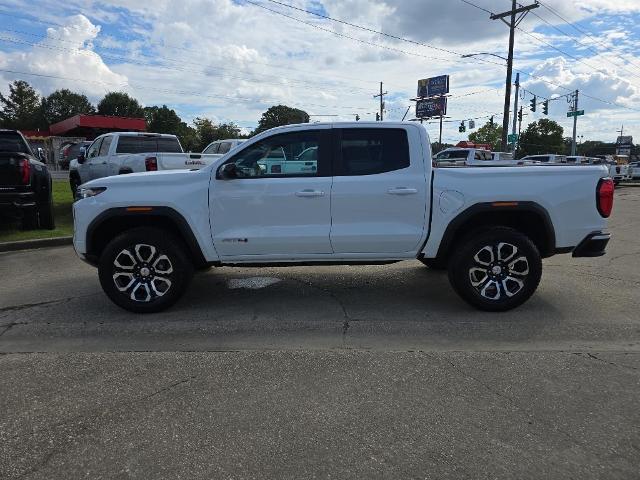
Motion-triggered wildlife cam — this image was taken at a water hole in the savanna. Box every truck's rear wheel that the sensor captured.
[98,227,194,313]
[448,227,542,311]
[37,194,55,230]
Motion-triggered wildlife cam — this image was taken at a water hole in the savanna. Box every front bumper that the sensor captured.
[572,232,611,257]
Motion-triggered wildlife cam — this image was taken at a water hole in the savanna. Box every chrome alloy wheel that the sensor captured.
[468,242,530,301]
[112,244,174,303]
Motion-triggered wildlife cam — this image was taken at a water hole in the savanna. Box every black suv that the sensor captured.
[0,129,54,230]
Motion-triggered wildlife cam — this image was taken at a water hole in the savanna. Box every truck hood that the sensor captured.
[82,168,209,188]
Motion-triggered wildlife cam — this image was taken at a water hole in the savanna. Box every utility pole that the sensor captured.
[571,89,579,156]
[510,72,520,152]
[491,0,539,151]
[373,82,387,121]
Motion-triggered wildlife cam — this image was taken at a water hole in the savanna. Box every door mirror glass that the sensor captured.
[36,147,45,162]
[218,162,238,179]
[77,147,87,164]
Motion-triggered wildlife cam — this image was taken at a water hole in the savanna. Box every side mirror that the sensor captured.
[218,163,237,179]
[78,147,87,164]
[37,147,45,162]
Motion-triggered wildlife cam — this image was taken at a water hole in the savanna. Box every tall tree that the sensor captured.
[517,118,564,158]
[144,105,183,134]
[0,80,44,129]
[192,118,242,151]
[97,92,144,117]
[42,89,95,125]
[253,105,309,135]
[468,121,503,151]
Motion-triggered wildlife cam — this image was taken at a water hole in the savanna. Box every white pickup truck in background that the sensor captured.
[73,122,614,314]
[69,132,219,195]
[433,147,522,166]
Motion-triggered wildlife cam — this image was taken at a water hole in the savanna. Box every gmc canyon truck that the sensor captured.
[69,132,219,195]
[0,129,54,230]
[73,122,614,313]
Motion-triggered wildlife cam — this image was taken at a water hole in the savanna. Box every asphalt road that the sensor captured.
[1,185,639,479]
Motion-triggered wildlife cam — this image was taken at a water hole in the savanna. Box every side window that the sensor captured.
[218,142,232,154]
[336,128,410,176]
[87,138,103,158]
[203,142,219,154]
[222,131,324,178]
[99,136,112,156]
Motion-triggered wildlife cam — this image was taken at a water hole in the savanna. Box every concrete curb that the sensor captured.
[0,236,73,253]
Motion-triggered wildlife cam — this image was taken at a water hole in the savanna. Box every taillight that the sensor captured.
[596,178,614,218]
[145,156,158,171]
[20,158,30,184]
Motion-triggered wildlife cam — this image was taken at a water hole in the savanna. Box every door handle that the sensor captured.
[101,162,107,165]
[295,189,325,197]
[387,187,418,195]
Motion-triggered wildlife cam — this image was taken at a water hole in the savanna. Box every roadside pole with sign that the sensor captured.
[413,75,450,147]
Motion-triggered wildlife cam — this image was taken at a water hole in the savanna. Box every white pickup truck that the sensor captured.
[69,132,219,195]
[73,122,614,313]
[434,147,521,166]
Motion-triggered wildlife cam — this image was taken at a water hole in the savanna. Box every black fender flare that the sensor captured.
[434,201,556,260]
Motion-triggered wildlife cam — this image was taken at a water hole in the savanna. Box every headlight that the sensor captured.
[77,187,107,200]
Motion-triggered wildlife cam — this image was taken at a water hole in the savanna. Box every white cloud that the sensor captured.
[0,14,127,99]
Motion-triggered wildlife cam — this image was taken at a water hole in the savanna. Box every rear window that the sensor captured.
[116,136,182,154]
[0,132,30,154]
[434,150,469,161]
[337,128,410,176]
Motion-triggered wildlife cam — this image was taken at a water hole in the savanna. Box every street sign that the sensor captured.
[417,75,450,98]
[416,97,447,118]
[507,133,518,142]
[567,110,585,117]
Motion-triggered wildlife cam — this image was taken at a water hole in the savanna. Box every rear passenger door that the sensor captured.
[330,127,428,254]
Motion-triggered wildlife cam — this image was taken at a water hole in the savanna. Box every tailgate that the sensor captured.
[0,153,25,187]
[157,152,220,170]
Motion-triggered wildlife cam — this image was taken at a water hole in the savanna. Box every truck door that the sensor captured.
[210,128,333,257]
[330,127,428,254]
[84,137,102,181]
[92,136,113,178]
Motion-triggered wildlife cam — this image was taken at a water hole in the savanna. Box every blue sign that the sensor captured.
[417,75,449,98]
[416,97,447,118]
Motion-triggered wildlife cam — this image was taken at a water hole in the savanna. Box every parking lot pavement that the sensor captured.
[1,185,639,479]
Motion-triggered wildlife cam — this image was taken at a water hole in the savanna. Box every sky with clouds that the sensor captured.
[0,0,638,144]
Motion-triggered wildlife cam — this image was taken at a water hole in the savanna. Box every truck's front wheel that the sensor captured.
[98,227,194,313]
[448,227,542,312]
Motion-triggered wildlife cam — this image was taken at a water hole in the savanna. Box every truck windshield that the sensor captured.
[0,132,30,153]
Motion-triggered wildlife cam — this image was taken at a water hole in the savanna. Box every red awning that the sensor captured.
[49,114,146,136]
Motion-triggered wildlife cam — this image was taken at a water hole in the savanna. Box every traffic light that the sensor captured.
[459,121,466,133]
[355,114,360,121]
[517,109,522,122]
[542,100,549,115]
[376,112,380,121]
[530,95,537,112]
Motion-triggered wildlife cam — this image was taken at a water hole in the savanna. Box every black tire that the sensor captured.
[98,227,194,313]
[21,208,38,230]
[447,227,542,312]
[418,257,447,270]
[70,174,81,199]
[37,193,55,230]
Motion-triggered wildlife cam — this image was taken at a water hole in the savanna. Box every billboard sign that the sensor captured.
[417,75,450,98]
[416,97,447,118]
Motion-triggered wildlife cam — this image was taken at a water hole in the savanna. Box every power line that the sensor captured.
[0,67,378,113]
[523,7,640,79]
[536,0,640,71]
[0,10,380,90]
